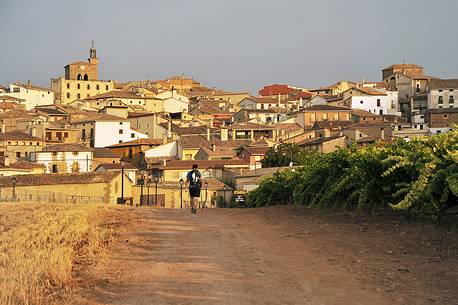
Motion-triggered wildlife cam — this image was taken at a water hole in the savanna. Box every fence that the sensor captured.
[0,190,106,204]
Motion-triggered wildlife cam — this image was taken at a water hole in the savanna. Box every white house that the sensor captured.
[343,87,400,116]
[162,97,189,113]
[0,82,54,110]
[30,143,93,173]
[239,97,289,110]
[143,141,178,159]
[70,114,148,148]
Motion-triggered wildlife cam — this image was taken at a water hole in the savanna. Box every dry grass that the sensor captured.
[0,203,128,305]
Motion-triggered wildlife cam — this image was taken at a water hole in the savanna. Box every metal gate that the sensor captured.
[140,194,165,207]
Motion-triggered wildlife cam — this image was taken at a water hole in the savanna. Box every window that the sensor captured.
[444,114,448,118]
[376,99,381,107]
[131,133,135,138]
[82,129,86,139]
[439,90,443,92]
[87,84,90,90]
[128,148,133,159]
[438,96,443,103]
[16,152,21,158]
[77,83,80,89]
[334,113,339,120]
[119,122,123,125]
[119,129,123,134]
[420,125,424,130]
[414,125,417,129]
[322,113,328,120]
[64,132,68,138]
[398,125,402,130]
[77,93,81,99]
[67,93,70,98]
[416,84,420,92]
[96,85,100,90]
[106,85,109,90]
[72,152,78,156]
[83,74,88,81]
[52,152,57,156]
[360,100,363,104]
[52,164,58,173]
[450,96,454,103]
[437,130,441,134]
[119,140,123,143]
[66,83,70,89]
[379,110,383,115]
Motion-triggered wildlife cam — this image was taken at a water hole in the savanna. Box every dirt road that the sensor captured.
[73,207,457,305]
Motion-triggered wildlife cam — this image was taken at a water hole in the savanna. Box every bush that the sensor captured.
[246,130,458,220]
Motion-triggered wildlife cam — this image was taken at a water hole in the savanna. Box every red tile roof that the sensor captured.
[259,84,294,96]
[157,159,249,170]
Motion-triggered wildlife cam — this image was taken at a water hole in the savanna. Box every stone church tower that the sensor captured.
[64,41,99,81]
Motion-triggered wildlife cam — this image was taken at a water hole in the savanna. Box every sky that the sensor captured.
[1,0,458,94]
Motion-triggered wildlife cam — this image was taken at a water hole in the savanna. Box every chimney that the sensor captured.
[220,127,228,141]
[206,125,211,141]
[211,143,216,152]
[167,120,172,138]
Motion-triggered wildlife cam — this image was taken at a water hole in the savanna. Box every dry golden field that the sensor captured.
[0,203,128,305]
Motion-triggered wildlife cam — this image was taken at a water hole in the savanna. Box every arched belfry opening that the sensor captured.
[77,74,82,80]
[84,74,88,81]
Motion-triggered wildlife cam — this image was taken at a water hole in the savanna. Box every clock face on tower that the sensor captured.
[81,65,85,70]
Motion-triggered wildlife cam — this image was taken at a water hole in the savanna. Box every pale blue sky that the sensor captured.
[1,0,457,93]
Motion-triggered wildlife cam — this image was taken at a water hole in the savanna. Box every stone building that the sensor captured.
[51,43,115,104]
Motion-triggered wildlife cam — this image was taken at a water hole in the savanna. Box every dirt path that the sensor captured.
[72,207,457,305]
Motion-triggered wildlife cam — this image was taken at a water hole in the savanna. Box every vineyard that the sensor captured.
[246,130,458,221]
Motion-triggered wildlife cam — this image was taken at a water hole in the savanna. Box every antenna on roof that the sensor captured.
[91,40,95,48]
[402,56,406,64]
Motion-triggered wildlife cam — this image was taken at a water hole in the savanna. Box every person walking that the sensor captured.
[186,164,202,214]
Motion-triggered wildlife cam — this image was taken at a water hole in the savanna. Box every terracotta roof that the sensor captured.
[70,113,127,124]
[351,87,386,96]
[178,134,250,150]
[8,161,45,170]
[13,83,51,92]
[0,171,121,187]
[160,122,218,136]
[351,109,379,117]
[107,138,162,148]
[298,136,344,146]
[241,146,269,155]
[93,148,120,159]
[229,122,276,130]
[0,95,25,102]
[0,131,42,142]
[65,61,95,66]
[272,122,303,132]
[383,64,423,70]
[85,90,151,100]
[428,79,458,90]
[198,146,237,157]
[127,111,155,118]
[43,143,93,152]
[157,159,249,170]
[95,163,137,170]
[304,105,351,111]
[0,101,23,109]
[0,109,34,119]
[427,108,458,114]
[259,84,294,96]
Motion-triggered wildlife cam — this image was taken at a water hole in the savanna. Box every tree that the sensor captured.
[262,143,309,167]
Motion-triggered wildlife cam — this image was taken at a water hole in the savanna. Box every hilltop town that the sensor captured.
[0,44,456,207]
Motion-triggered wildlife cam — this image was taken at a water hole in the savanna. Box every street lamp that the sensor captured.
[140,175,145,206]
[204,181,208,208]
[147,178,150,206]
[153,174,160,206]
[179,178,184,209]
[12,176,17,202]
[120,160,126,204]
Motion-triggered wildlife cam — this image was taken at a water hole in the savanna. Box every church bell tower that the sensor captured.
[88,40,99,65]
